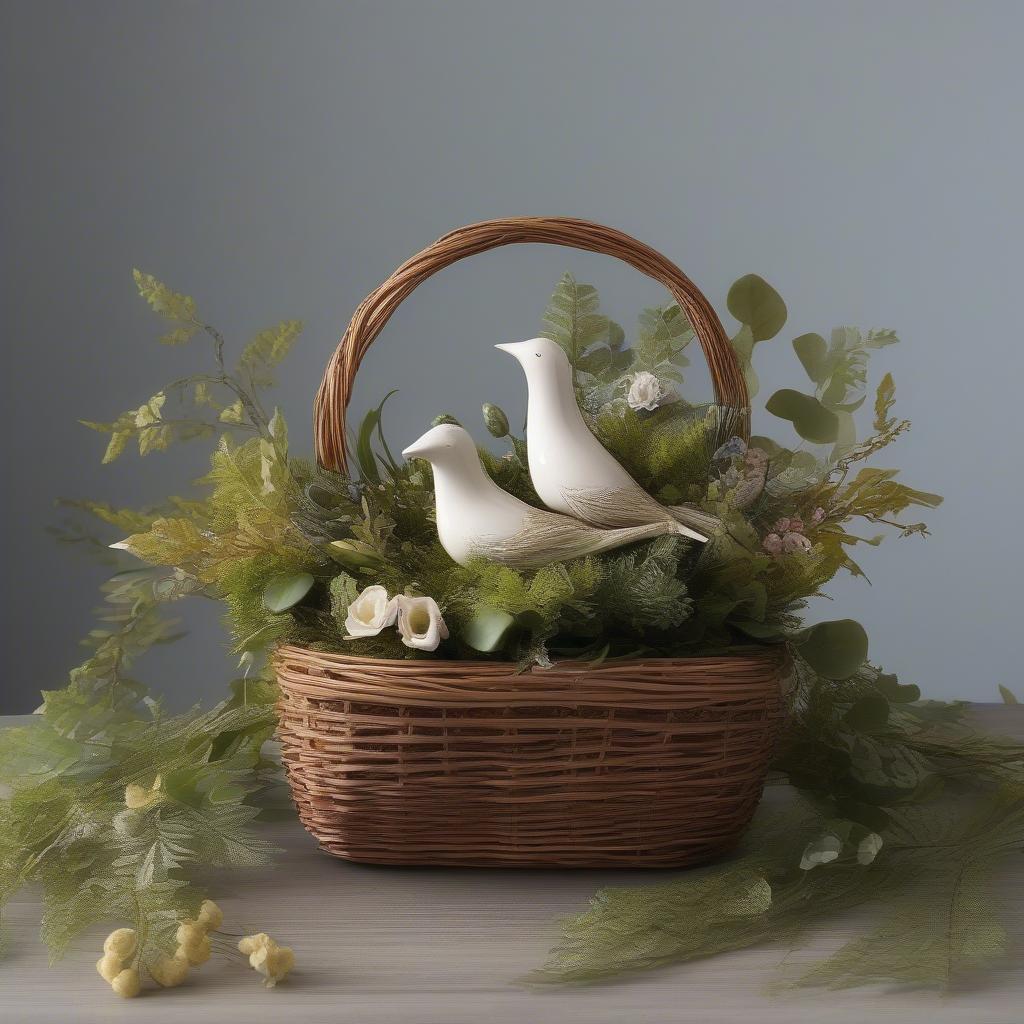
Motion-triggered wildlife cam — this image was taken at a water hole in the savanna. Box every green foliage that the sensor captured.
[541,272,625,373]
[463,607,517,652]
[133,269,198,345]
[13,265,979,997]
[534,664,1024,991]
[795,618,869,680]
[779,326,900,455]
[238,320,303,388]
[727,274,788,343]
[0,566,282,967]
[765,388,840,444]
[726,274,787,397]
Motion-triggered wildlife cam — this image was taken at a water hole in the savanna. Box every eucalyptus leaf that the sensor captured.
[262,572,315,613]
[463,607,517,653]
[796,619,869,679]
[844,694,891,732]
[793,333,828,384]
[876,673,921,703]
[727,274,787,341]
[765,389,840,444]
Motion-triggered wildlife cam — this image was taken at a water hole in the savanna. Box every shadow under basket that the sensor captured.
[273,645,789,868]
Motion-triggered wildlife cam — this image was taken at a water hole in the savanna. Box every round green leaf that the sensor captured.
[792,333,828,384]
[843,694,890,732]
[262,572,315,613]
[463,607,516,653]
[797,618,869,680]
[727,274,787,341]
[875,672,921,704]
[765,389,840,444]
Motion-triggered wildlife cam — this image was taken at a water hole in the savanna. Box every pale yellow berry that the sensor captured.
[103,928,137,960]
[264,945,295,987]
[181,935,211,966]
[176,921,206,948]
[149,953,190,988]
[96,953,122,983]
[248,937,295,987]
[196,899,223,931]
[238,932,270,955]
[111,967,141,998]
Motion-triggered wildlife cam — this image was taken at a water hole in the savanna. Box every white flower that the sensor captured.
[344,585,398,639]
[395,595,449,651]
[856,832,883,865]
[625,371,666,412]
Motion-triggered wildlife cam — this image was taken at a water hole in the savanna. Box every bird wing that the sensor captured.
[560,486,716,544]
[483,508,679,569]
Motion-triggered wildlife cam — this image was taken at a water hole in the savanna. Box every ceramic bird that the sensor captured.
[495,337,720,543]
[401,424,680,568]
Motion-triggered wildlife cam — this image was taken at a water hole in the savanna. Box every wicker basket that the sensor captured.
[275,217,789,868]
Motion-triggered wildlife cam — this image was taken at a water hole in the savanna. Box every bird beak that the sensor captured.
[401,438,429,460]
[495,341,525,359]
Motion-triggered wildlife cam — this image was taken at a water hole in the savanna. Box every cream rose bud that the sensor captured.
[344,585,398,639]
[626,371,665,412]
[395,595,449,652]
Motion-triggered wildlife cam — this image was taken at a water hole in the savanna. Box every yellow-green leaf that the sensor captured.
[239,320,303,387]
[874,373,896,432]
[132,270,197,324]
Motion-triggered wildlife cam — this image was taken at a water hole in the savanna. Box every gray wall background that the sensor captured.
[2,0,1021,712]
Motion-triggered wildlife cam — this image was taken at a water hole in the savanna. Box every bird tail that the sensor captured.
[667,504,721,543]
[491,512,679,569]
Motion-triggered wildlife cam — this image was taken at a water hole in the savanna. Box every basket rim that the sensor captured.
[273,641,788,674]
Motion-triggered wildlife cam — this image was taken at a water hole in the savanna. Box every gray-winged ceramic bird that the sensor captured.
[495,337,720,543]
[401,424,680,568]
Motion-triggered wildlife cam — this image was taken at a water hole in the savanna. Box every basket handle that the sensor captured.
[314,216,748,471]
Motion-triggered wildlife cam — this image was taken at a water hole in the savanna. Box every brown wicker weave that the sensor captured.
[277,217,787,868]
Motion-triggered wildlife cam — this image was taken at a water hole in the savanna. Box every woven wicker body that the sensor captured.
[277,216,787,867]
[275,646,788,867]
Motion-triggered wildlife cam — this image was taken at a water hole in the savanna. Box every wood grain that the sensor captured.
[3,707,1022,1024]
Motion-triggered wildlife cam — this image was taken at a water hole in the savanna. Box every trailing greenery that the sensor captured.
[535,668,1024,988]
[2,266,1018,998]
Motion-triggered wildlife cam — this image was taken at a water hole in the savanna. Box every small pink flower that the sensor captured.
[774,517,804,535]
[811,507,826,525]
[782,531,812,554]
[762,533,784,555]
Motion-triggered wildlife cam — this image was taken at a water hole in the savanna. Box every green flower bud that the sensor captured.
[482,403,510,438]
[431,413,461,427]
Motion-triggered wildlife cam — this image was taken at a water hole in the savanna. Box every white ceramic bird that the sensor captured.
[401,424,680,569]
[495,337,719,543]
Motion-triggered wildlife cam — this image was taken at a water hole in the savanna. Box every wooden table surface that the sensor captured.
[3,707,1022,1023]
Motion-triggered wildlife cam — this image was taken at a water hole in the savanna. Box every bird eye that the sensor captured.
[534,352,542,358]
